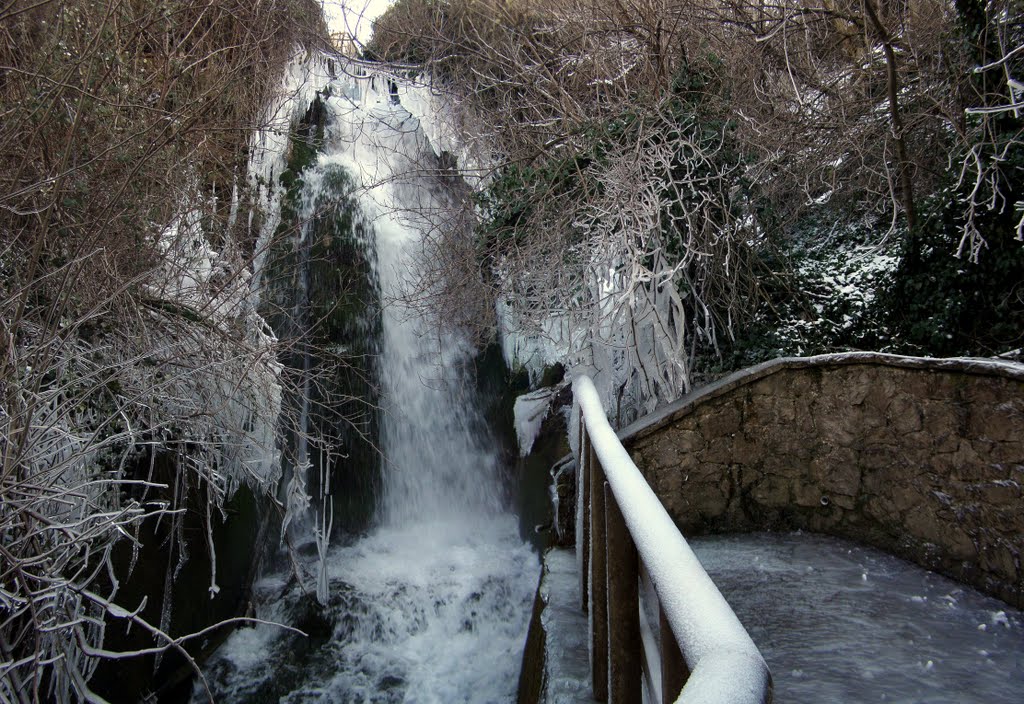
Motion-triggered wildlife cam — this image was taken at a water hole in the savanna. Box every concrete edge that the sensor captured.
[617,352,1024,444]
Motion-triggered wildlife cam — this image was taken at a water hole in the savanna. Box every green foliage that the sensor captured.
[277,92,330,236]
[308,168,379,348]
[306,167,382,535]
[716,163,1023,379]
[882,0,1024,356]
[475,151,595,247]
[706,214,899,376]
[884,174,1024,356]
[477,56,742,260]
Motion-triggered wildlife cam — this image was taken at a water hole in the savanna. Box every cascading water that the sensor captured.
[196,59,538,703]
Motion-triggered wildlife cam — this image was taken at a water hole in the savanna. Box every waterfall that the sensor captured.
[367,138,504,527]
[196,58,537,703]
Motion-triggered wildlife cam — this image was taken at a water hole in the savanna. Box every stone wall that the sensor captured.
[620,353,1024,608]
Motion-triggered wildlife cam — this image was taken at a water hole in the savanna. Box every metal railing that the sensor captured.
[573,376,772,704]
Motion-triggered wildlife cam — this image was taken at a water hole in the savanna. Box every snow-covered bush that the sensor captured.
[0,199,293,697]
[712,215,901,370]
[0,1,326,699]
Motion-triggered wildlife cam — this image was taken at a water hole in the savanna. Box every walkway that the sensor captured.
[537,533,1023,703]
[692,532,1024,703]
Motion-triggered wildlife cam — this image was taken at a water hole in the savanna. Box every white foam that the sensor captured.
[198,52,538,703]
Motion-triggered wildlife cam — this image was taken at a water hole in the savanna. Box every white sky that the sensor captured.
[322,0,395,46]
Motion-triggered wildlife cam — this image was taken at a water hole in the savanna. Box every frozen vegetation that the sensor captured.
[1,105,291,703]
[0,1,335,697]
[4,0,1021,699]
[367,0,1024,423]
[514,387,556,457]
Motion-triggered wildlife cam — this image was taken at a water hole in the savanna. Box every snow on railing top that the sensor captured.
[573,374,772,704]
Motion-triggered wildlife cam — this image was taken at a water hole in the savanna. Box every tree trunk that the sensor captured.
[864,0,917,233]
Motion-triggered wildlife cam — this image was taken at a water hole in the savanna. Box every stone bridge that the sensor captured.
[610,352,1024,608]
[527,352,1024,703]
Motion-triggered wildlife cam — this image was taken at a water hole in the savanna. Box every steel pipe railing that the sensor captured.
[573,375,772,704]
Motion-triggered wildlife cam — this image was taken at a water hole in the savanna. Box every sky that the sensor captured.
[322,0,395,47]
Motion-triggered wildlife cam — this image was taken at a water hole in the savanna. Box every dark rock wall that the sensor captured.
[620,354,1024,607]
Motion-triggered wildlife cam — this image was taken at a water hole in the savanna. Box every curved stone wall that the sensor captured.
[621,353,1024,608]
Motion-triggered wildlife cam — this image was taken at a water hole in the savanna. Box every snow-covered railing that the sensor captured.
[573,375,772,704]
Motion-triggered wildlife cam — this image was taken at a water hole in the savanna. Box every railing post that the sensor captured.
[579,414,590,611]
[605,484,641,704]
[590,458,608,701]
[660,605,689,703]
[573,375,770,704]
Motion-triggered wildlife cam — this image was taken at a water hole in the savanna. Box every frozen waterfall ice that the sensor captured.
[196,55,537,704]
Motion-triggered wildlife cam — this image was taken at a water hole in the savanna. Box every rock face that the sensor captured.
[620,353,1024,608]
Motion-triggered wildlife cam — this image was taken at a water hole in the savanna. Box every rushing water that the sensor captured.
[692,533,1024,703]
[196,61,537,704]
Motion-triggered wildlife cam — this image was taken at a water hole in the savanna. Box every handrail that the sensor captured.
[573,375,772,704]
